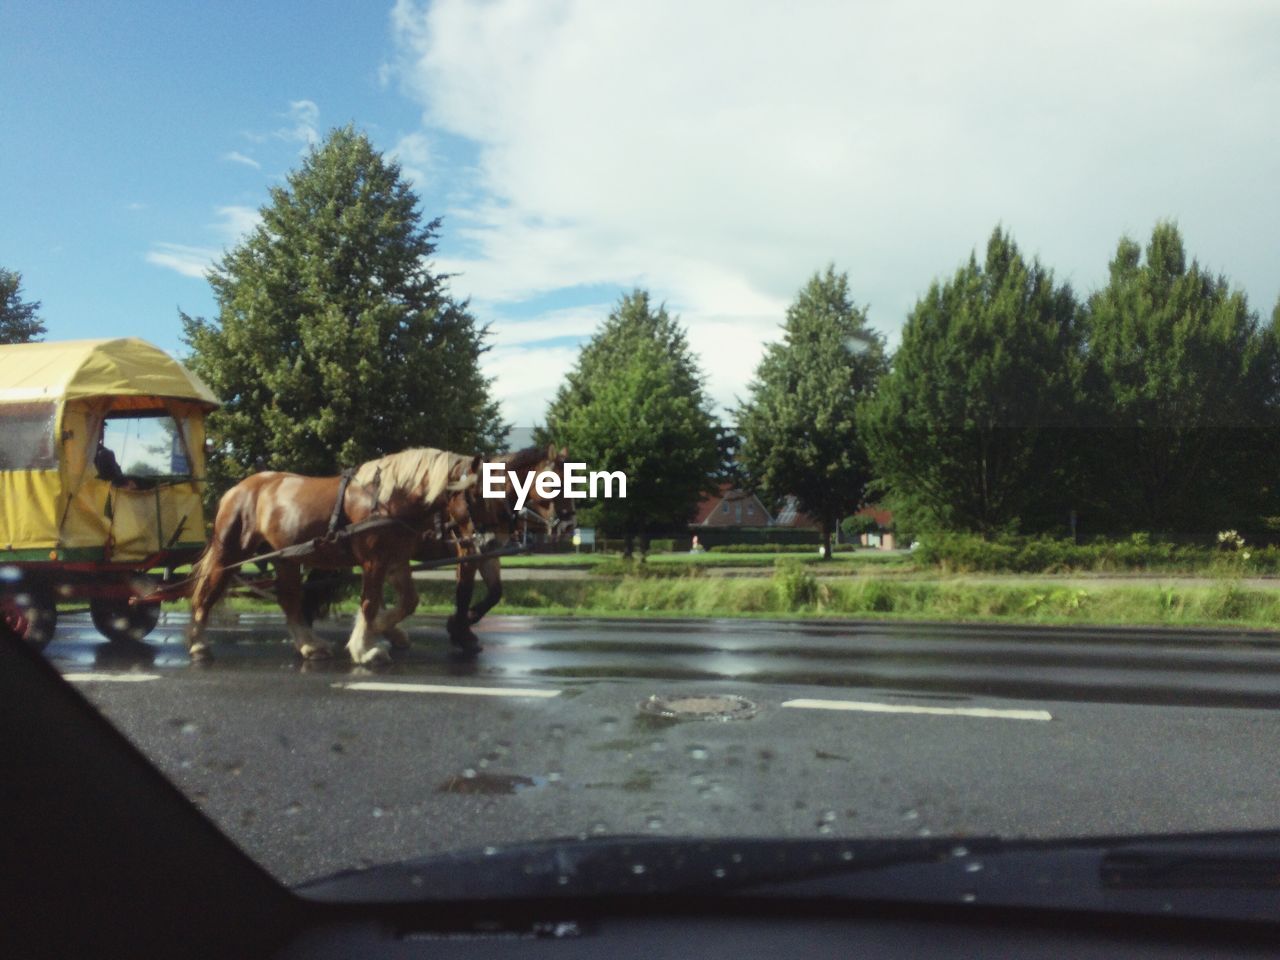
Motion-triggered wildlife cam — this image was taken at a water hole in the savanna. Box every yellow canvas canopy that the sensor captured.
[0,337,219,407]
[0,338,218,564]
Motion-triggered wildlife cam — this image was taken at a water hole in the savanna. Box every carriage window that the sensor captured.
[0,401,58,471]
[100,412,192,479]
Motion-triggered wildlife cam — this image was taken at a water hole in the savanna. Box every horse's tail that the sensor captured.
[188,483,251,614]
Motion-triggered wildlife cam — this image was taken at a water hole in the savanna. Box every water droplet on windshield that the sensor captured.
[483,845,500,856]
[730,852,743,864]
[964,861,983,873]
[688,772,707,787]
[547,771,563,783]
[951,846,969,858]
[179,721,198,736]
[284,801,302,816]
[712,867,727,878]
[917,827,933,837]
[557,874,570,886]
[462,768,477,779]
[630,863,647,875]
[646,816,664,831]
[550,724,567,739]
[649,740,666,753]
[961,892,977,904]
[372,806,385,818]
[839,849,854,862]
[688,745,708,760]
[409,874,425,888]
[599,717,619,732]
[900,808,919,821]
[590,823,608,836]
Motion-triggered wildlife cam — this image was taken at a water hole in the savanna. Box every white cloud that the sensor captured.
[390,0,1280,417]
[223,150,261,169]
[145,243,220,279]
[278,99,320,147]
[212,205,261,243]
[481,342,582,427]
[146,206,262,279]
[485,305,605,349]
[390,131,432,188]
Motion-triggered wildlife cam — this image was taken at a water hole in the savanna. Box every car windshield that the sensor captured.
[4,0,1280,925]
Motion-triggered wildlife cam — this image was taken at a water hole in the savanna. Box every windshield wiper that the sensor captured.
[297,831,1280,924]
[1101,836,1280,890]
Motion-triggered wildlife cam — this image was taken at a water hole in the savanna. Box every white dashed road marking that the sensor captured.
[781,698,1052,721]
[63,673,162,683]
[336,681,561,699]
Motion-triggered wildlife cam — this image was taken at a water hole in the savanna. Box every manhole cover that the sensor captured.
[638,694,757,721]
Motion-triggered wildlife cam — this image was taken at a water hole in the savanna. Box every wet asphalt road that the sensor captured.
[48,613,1280,886]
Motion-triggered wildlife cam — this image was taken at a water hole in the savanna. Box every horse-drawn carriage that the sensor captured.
[0,337,219,647]
[1,336,575,660]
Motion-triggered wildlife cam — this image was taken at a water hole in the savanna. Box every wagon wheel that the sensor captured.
[3,584,58,649]
[89,576,161,644]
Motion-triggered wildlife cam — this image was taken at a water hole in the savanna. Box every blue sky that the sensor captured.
[4,1,1279,426]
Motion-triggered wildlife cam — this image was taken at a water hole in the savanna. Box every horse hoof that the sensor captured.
[449,631,483,653]
[188,642,214,662]
[384,626,411,650]
[300,642,333,660]
[356,642,391,666]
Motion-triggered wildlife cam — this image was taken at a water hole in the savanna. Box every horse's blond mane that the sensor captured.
[353,448,471,508]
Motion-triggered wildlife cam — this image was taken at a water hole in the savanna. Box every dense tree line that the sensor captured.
[860,222,1280,541]
[167,125,1277,550]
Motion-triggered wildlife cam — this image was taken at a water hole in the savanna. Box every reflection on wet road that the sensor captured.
[47,612,1280,710]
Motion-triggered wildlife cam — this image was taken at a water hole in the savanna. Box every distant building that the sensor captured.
[692,483,772,528]
[852,505,896,550]
[771,495,821,531]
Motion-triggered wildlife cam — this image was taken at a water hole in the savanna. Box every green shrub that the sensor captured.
[773,560,818,610]
[911,531,1272,574]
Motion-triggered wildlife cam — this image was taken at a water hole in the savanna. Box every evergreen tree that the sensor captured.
[737,266,888,557]
[183,126,504,495]
[542,290,721,556]
[858,228,1081,537]
[1080,222,1280,534]
[0,268,45,344]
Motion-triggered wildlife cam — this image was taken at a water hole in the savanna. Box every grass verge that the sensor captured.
[221,574,1280,631]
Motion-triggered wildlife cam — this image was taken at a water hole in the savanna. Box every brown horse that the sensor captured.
[407,444,577,650]
[186,448,480,665]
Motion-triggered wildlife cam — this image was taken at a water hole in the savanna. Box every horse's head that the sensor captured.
[530,443,577,542]
[486,443,576,543]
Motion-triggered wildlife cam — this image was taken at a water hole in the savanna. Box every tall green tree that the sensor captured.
[1080,222,1280,534]
[858,228,1081,538]
[0,268,46,344]
[737,266,888,557]
[542,290,721,556]
[183,126,504,495]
